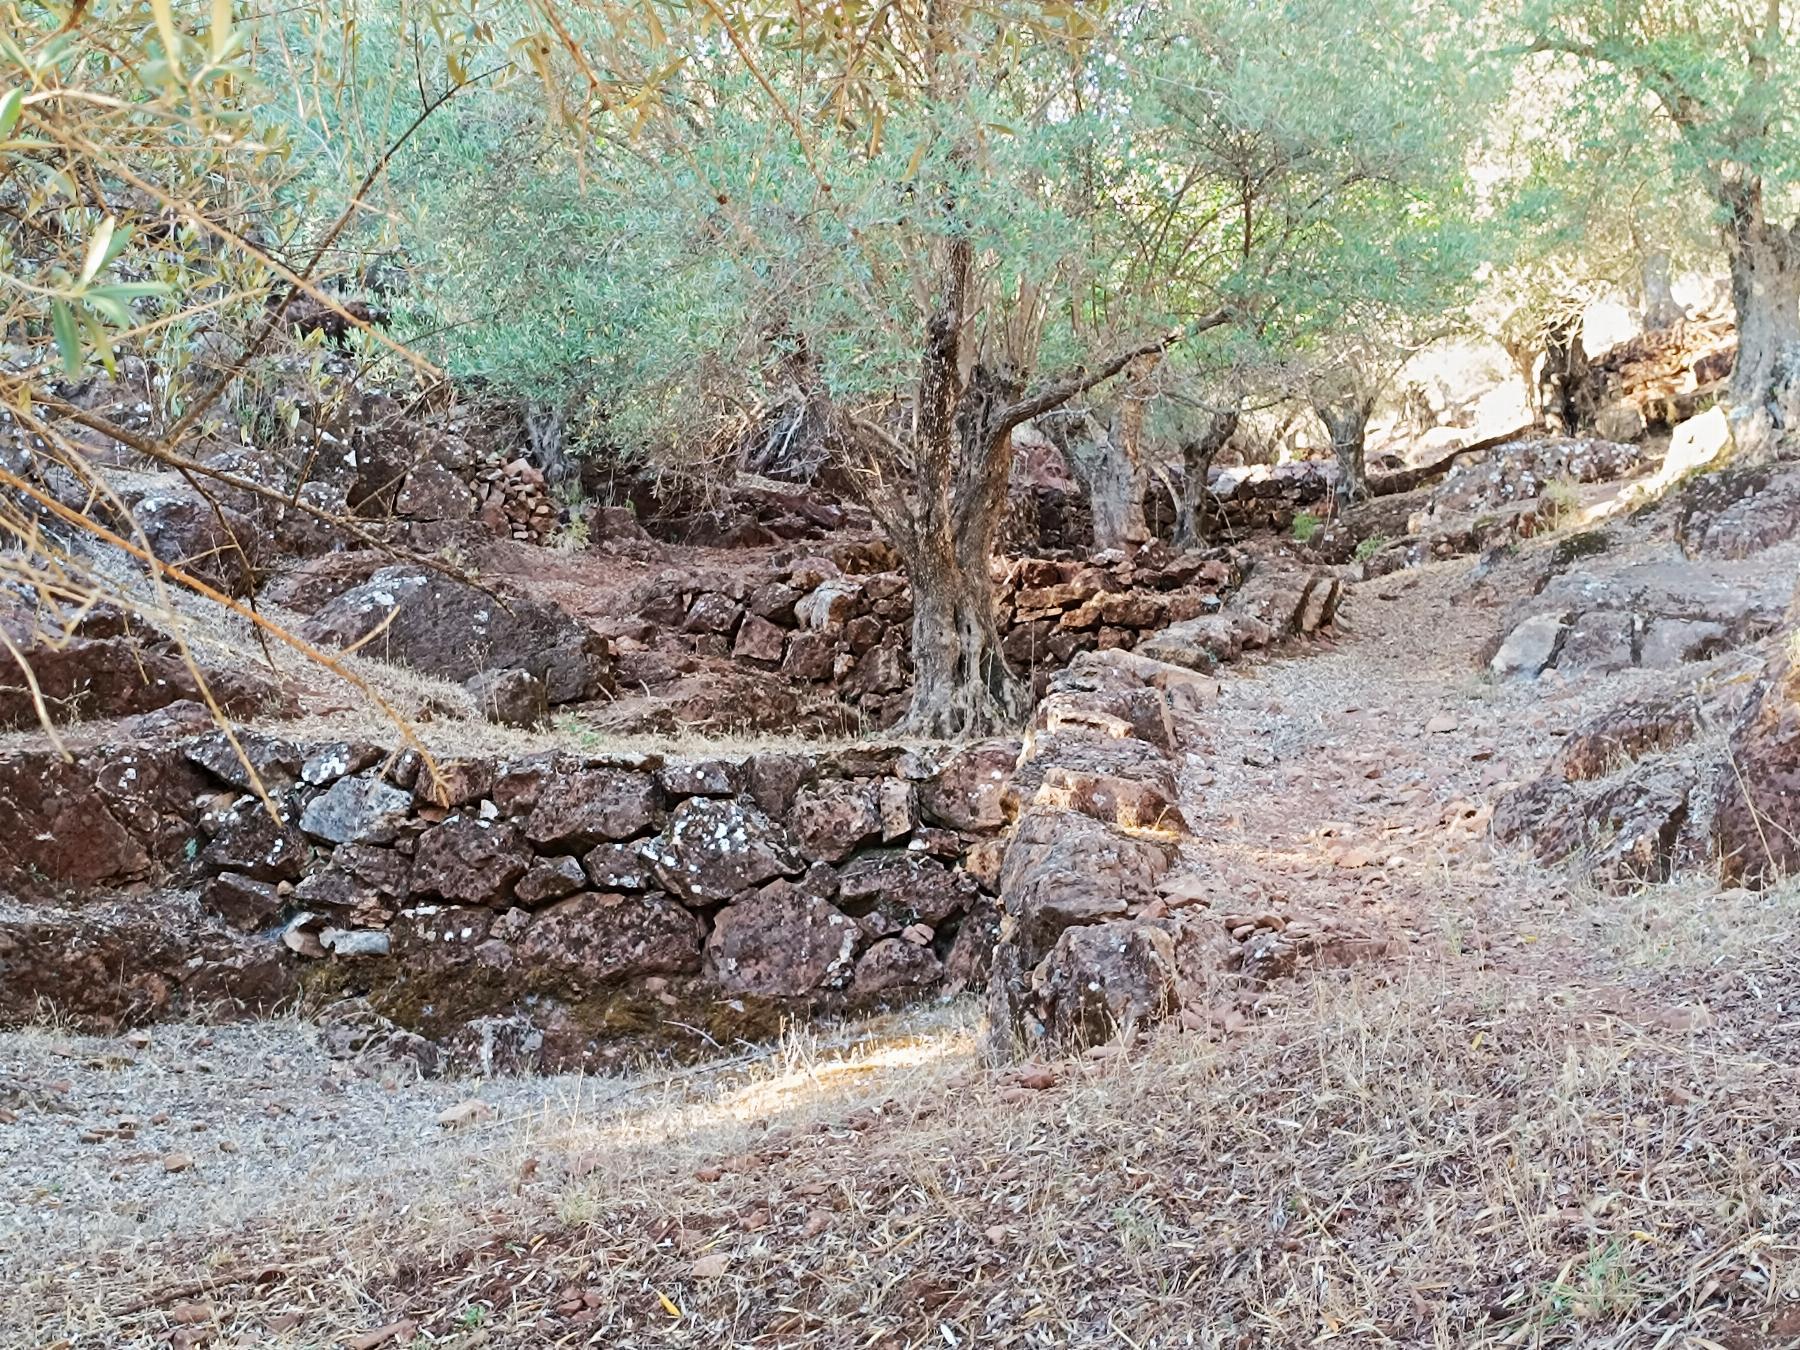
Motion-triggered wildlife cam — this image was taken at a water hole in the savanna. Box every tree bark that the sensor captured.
[1639,249,1685,330]
[1538,313,1586,435]
[1721,186,1800,459]
[1173,407,1238,549]
[1315,398,1374,508]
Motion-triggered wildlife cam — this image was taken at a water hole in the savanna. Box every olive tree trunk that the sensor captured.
[1722,187,1800,459]
[802,235,1231,736]
[1315,398,1375,508]
[1172,407,1239,549]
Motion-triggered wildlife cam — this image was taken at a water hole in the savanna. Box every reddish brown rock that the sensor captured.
[514,855,588,906]
[732,614,787,664]
[1717,655,1800,886]
[645,798,802,903]
[788,781,882,862]
[199,872,284,931]
[837,850,978,928]
[525,769,660,850]
[850,938,942,999]
[300,566,611,705]
[704,882,862,996]
[1550,695,1702,781]
[410,817,530,906]
[466,668,548,728]
[1033,920,1181,1046]
[199,798,308,881]
[919,740,1020,832]
[519,893,703,985]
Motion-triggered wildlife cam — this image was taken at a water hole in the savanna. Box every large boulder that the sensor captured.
[299,566,612,704]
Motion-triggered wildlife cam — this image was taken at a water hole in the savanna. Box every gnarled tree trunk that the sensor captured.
[1172,407,1238,549]
[803,239,1230,735]
[1538,313,1587,435]
[1722,186,1800,460]
[1058,354,1159,552]
[1315,397,1375,508]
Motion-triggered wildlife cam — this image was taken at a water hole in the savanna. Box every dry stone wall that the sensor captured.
[0,731,1018,1070]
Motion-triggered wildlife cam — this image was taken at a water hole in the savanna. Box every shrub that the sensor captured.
[1292,512,1323,542]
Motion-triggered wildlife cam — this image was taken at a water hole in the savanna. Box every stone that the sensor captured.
[846,645,908,697]
[780,631,836,681]
[878,779,917,841]
[1556,610,1637,675]
[394,461,474,521]
[300,566,611,704]
[746,582,801,624]
[299,774,414,845]
[837,850,979,927]
[1489,612,1568,679]
[732,614,787,664]
[1639,619,1730,668]
[300,742,382,786]
[747,753,815,818]
[788,780,883,862]
[919,740,1020,832]
[1716,654,1800,887]
[1647,407,1732,495]
[412,759,493,808]
[1033,919,1181,1047]
[515,855,588,906]
[644,798,802,903]
[184,731,303,795]
[125,486,262,596]
[999,808,1178,958]
[850,938,943,999]
[200,872,283,931]
[1033,763,1188,833]
[466,668,548,728]
[320,928,392,957]
[1550,695,1701,781]
[582,841,654,891]
[656,760,740,798]
[794,578,861,630]
[0,601,274,731]
[1593,401,1646,442]
[1135,615,1239,671]
[684,592,744,635]
[1675,466,1800,560]
[200,797,308,881]
[705,882,862,996]
[525,769,660,850]
[519,893,703,985]
[410,817,530,905]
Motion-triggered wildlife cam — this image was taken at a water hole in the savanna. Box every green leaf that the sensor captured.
[0,88,22,141]
[51,300,81,375]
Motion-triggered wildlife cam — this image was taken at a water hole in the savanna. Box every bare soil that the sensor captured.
[8,537,1800,1349]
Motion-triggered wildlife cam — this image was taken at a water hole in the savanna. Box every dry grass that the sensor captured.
[12,875,1800,1349]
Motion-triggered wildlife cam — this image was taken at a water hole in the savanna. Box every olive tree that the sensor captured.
[1520,0,1800,454]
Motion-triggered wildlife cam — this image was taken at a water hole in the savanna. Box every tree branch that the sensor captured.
[998,306,1232,432]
